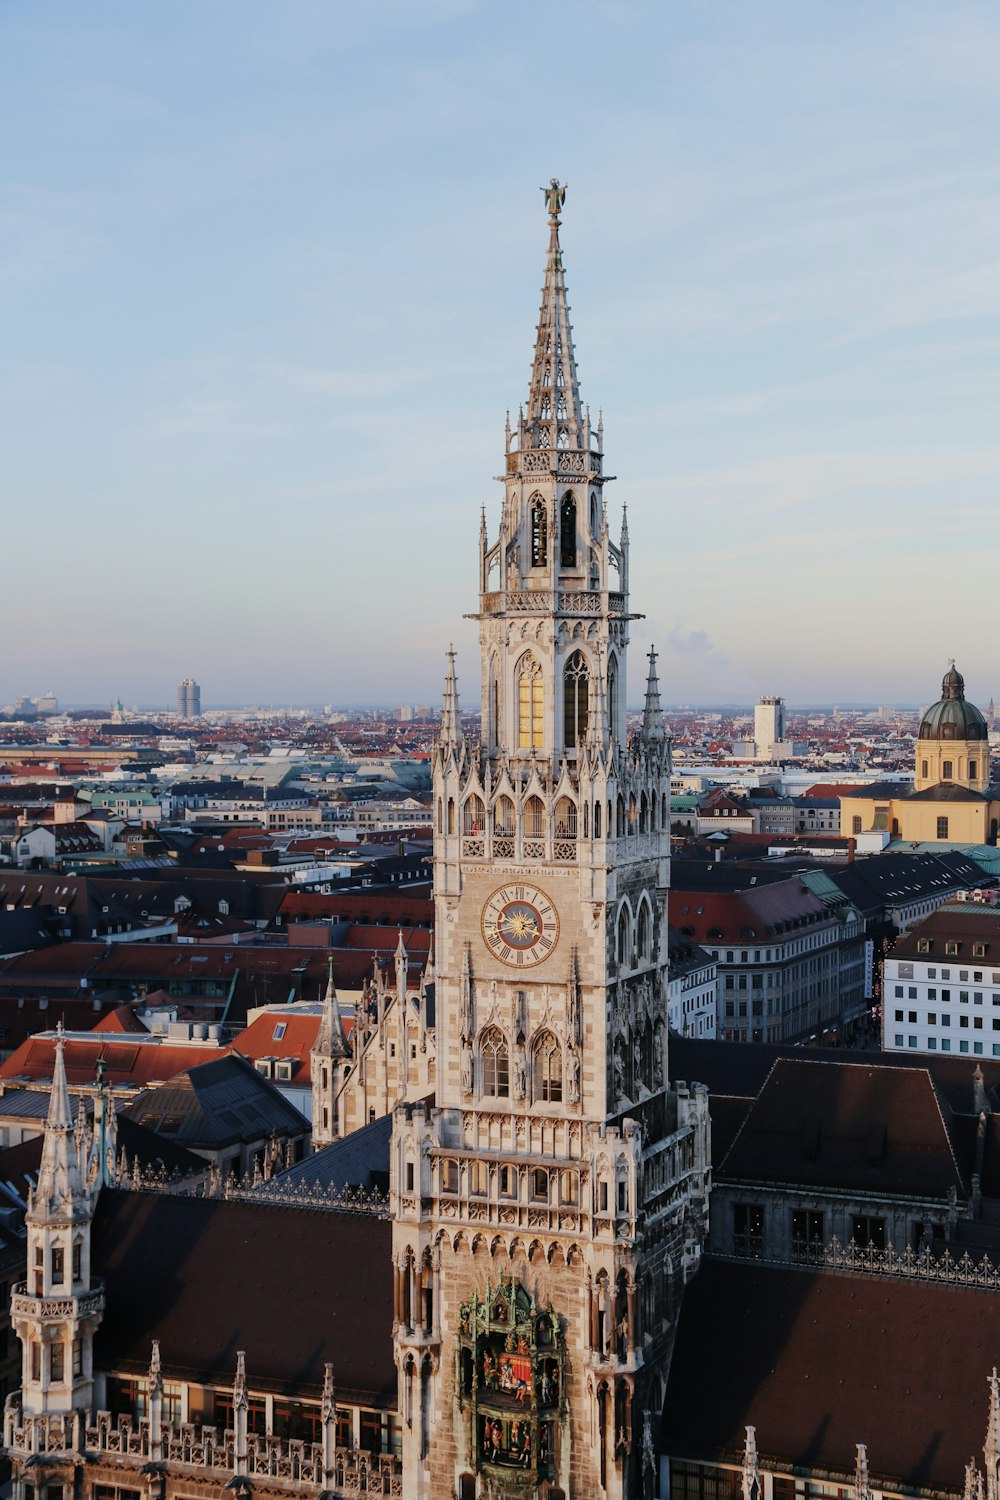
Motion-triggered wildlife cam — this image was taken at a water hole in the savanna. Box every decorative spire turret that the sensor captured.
[439,647,462,750]
[526,180,585,452]
[641,647,665,746]
[854,1444,872,1500]
[395,929,409,1004]
[742,1425,761,1500]
[316,958,349,1058]
[985,1367,1000,1500]
[32,1023,87,1218]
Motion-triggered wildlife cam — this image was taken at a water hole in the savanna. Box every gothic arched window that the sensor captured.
[637,901,650,961]
[462,795,485,837]
[608,656,619,738]
[533,1030,562,1103]
[617,905,631,967]
[560,495,577,567]
[530,496,548,568]
[554,795,577,839]
[517,655,544,750]
[493,796,516,838]
[563,651,589,748]
[524,795,545,840]
[481,1028,509,1098]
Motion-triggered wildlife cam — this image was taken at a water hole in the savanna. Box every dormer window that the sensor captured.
[946,941,959,956]
[918,939,931,953]
[974,943,987,958]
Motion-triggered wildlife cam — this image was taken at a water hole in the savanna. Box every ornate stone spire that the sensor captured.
[316,957,349,1057]
[641,647,665,745]
[395,929,409,1003]
[854,1443,872,1500]
[439,646,461,749]
[31,1023,87,1218]
[742,1425,761,1500]
[984,1367,1000,1500]
[526,179,585,452]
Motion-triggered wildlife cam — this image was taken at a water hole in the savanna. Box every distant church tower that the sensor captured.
[391,183,711,1500]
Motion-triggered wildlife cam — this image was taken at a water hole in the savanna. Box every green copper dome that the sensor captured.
[918,662,988,742]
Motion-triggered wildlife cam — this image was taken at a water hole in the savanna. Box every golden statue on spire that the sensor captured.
[542,177,566,218]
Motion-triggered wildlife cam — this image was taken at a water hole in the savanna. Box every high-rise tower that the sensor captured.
[177,678,201,717]
[390,184,710,1499]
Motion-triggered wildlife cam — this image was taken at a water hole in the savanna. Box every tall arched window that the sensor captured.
[462,796,485,836]
[617,905,631,967]
[607,656,619,739]
[533,1030,562,1103]
[636,902,650,960]
[524,795,545,840]
[517,655,544,750]
[530,496,547,567]
[493,796,516,837]
[560,495,577,567]
[481,1028,509,1098]
[590,491,600,536]
[943,760,953,780]
[563,651,589,748]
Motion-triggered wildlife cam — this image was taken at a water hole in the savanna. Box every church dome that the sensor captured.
[918,662,988,741]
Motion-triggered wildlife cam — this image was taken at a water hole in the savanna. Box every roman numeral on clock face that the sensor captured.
[480,883,559,968]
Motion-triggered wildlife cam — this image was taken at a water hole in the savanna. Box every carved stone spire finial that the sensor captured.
[984,1367,1000,1500]
[439,646,462,749]
[742,1425,761,1500]
[641,647,665,747]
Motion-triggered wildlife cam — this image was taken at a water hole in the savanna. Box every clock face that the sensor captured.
[481,883,559,968]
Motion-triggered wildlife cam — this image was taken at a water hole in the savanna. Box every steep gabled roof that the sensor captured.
[719,1057,964,1198]
[92,1191,394,1405]
[660,1257,1000,1492]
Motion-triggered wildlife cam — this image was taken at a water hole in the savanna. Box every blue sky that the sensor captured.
[3,1,999,709]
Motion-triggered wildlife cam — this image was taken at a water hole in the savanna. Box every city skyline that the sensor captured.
[3,2,999,705]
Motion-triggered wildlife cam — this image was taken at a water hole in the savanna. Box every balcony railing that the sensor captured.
[2,1400,403,1498]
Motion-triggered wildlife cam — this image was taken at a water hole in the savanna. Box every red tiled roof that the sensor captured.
[91,1005,150,1035]
[279,891,433,925]
[668,880,832,944]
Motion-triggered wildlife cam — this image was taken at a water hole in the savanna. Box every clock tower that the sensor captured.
[391,183,711,1500]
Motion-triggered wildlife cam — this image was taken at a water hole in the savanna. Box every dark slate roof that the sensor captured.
[824,851,990,916]
[0,1113,204,1185]
[261,1114,392,1195]
[719,1058,964,1198]
[124,1053,307,1148]
[91,1191,395,1404]
[670,1036,1000,1118]
[840,781,911,799]
[669,860,801,892]
[908,783,988,803]
[660,1256,999,1493]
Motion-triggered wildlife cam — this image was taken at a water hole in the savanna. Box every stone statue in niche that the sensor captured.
[461,1037,474,1096]
[613,1046,625,1103]
[515,1041,528,1100]
[566,1045,580,1103]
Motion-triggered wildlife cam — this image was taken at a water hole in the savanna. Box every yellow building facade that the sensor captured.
[841,664,999,846]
